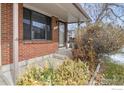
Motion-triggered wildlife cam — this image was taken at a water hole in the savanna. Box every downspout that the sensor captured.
[0,4,1,67]
[13,3,19,85]
[77,19,80,34]
[65,22,68,48]
[77,21,80,29]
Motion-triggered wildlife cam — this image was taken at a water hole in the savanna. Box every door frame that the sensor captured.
[58,21,66,48]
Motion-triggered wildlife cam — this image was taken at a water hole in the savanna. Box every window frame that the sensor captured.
[23,7,52,41]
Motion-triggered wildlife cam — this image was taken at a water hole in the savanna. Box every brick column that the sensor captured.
[51,16,59,42]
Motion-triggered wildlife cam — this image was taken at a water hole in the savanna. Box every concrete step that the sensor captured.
[53,53,68,60]
[56,48,72,57]
[38,57,64,69]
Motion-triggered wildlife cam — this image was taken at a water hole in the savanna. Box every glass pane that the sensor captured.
[23,8,52,40]
[32,12,46,39]
[23,8,31,40]
[46,18,51,40]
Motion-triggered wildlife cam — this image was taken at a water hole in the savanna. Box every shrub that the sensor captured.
[17,59,90,85]
[53,59,90,85]
[72,23,124,62]
[17,64,54,85]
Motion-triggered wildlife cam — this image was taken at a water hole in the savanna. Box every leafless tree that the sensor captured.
[82,3,124,24]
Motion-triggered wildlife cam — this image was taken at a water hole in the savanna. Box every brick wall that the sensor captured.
[1,4,13,64]
[1,3,59,65]
[19,4,59,61]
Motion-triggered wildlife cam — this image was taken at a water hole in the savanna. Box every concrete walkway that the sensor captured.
[56,48,72,57]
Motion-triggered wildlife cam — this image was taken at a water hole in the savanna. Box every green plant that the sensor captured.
[102,61,124,85]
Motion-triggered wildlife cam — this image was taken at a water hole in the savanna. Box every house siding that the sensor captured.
[1,3,59,65]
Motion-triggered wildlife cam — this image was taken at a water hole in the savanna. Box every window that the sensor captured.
[23,9,31,40]
[23,8,52,40]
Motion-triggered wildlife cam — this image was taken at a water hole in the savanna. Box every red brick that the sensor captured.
[1,3,59,65]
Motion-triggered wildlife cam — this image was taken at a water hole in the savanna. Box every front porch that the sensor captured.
[0,3,90,64]
[0,3,90,85]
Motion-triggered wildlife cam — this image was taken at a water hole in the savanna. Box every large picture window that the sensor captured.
[23,8,52,40]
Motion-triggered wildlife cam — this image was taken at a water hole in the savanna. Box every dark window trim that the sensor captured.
[23,7,52,41]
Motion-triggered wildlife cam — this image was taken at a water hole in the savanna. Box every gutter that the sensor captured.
[73,3,91,22]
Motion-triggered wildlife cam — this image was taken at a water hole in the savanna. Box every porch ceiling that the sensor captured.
[23,3,90,23]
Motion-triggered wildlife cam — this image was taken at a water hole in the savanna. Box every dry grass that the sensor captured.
[17,59,90,85]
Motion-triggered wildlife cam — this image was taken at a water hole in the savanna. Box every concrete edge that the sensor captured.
[1,54,54,73]
[0,54,54,85]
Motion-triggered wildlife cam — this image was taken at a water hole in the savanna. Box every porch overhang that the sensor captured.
[23,3,91,23]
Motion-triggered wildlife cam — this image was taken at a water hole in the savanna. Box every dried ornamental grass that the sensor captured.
[17,64,54,85]
[17,59,90,85]
[53,59,90,85]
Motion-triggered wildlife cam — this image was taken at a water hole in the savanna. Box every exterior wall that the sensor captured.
[1,3,59,65]
[1,4,13,65]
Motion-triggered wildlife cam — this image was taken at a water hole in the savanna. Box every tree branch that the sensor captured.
[108,8,124,22]
[95,4,109,23]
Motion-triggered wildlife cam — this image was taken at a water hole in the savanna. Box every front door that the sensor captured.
[59,22,65,47]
